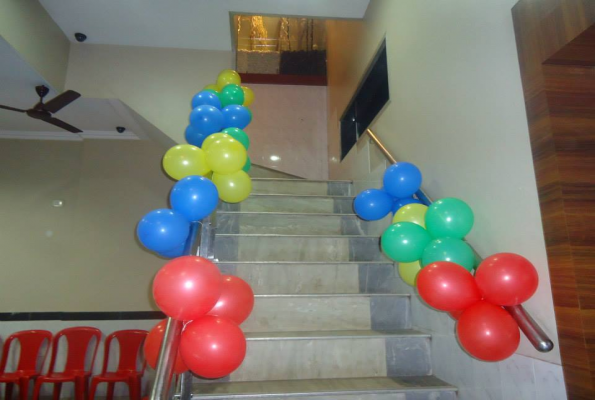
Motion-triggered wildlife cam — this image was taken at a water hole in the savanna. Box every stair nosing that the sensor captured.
[216,261,392,264]
[247,193,354,199]
[252,293,408,298]
[245,329,430,341]
[217,211,358,217]
[252,178,353,183]
[216,234,379,238]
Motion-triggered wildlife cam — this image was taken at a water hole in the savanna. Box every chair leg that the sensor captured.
[18,378,29,400]
[107,382,115,400]
[52,382,62,400]
[74,378,86,400]
[6,382,14,400]
[88,378,99,400]
[32,380,42,400]
[128,377,141,400]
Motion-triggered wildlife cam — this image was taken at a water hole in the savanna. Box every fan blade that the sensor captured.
[42,117,83,133]
[42,90,81,113]
[0,104,27,113]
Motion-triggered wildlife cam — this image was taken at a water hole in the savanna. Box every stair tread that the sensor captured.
[252,178,352,183]
[192,376,455,398]
[252,293,407,298]
[250,193,354,199]
[218,211,358,216]
[245,329,429,341]
[217,260,392,264]
[217,234,379,238]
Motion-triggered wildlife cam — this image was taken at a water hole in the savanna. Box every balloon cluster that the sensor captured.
[136,70,257,378]
[137,69,255,258]
[354,162,540,362]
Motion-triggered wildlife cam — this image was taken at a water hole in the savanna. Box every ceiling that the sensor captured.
[39,0,370,51]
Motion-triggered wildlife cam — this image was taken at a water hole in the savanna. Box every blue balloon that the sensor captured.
[222,105,252,129]
[189,105,224,136]
[136,209,190,253]
[191,90,221,109]
[383,162,422,198]
[353,189,393,221]
[185,125,207,147]
[170,176,219,221]
[391,197,423,214]
[158,243,185,258]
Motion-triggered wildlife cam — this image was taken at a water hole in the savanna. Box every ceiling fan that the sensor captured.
[0,85,83,133]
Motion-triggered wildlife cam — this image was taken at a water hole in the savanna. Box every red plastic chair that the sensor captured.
[0,330,53,400]
[32,327,102,400]
[89,330,148,400]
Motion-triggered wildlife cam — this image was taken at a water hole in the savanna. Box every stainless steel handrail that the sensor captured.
[364,128,554,353]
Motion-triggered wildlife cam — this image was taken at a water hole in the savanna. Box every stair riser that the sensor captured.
[219,196,354,214]
[193,392,457,400]
[239,295,409,332]
[217,213,370,235]
[252,180,352,196]
[194,336,431,382]
[218,263,399,295]
[215,236,386,262]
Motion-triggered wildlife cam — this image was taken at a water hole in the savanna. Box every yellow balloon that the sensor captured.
[202,133,231,151]
[399,261,422,286]
[162,145,210,180]
[242,86,254,106]
[392,203,428,228]
[204,84,220,93]
[205,137,247,174]
[212,170,252,203]
[216,69,241,91]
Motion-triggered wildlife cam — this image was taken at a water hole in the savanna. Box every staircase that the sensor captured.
[192,177,458,399]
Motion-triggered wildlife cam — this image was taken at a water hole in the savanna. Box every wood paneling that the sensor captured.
[512,1,595,399]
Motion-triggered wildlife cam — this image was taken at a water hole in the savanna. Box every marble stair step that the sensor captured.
[251,178,353,196]
[218,194,354,214]
[217,212,372,235]
[193,330,432,383]
[242,294,410,332]
[217,261,400,294]
[214,234,386,262]
[191,376,457,400]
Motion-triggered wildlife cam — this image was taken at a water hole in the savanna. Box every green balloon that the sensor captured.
[220,84,244,107]
[242,156,251,172]
[223,127,250,150]
[381,222,432,263]
[425,198,474,239]
[421,238,475,271]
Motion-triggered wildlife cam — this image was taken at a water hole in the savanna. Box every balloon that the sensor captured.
[425,198,474,239]
[417,261,481,311]
[202,133,231,151]
[170,176,219,222]
[219,84,245,108]
[398,261,422,286]
[204,84,220,93]
[393,203,428,228]
[180,316,246,379]
[353,189,393,221]
[191,90,221,110]
[391,197,423,214]
[216,69,242,90]
[381,222,432,262]
[457,301,520,361]
[189,105,224,136]
[185,125,207,147]
[152,256,222,320]
[205,137,247,174]
[242,156,251,172]
[144,320,188,374]
[207,275,254,324]
[421,238,475,272]
[449,310,464,320]
[158,243,185,259]
[212,171,252,203]
[222,105,252,129]
[242,86,254,106]
[137,209,190,253]
[475,253,539,306]
[163,145,210,180]
[383,162,422,198]
[222,127,250,150]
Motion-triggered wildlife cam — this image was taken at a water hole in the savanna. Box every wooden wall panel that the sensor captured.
[512,1,595,399]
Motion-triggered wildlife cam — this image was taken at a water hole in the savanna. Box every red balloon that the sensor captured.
[417,261,481,311]
[144,320,188,374]
[207,275,255,324]
[457,301,520,361]
[153,256,222,320]
[449,310,464,320]
[180,316,247,379]
[475,253,538,306]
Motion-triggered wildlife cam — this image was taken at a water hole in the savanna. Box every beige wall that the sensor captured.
[0,139,173,312]
[0,0,70,90]
[326,0,559,364]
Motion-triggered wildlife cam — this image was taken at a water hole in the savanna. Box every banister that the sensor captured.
[364,128,554,353]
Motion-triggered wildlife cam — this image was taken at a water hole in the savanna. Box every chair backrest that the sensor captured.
[102,330,148,374]
[48,327,102,374]
[0,330,53,374]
